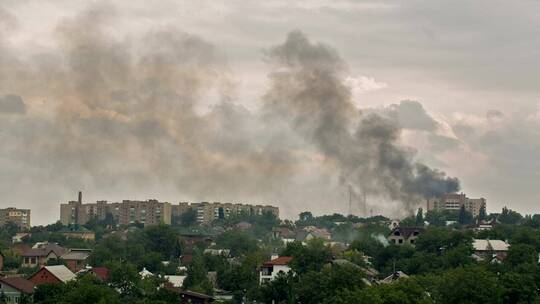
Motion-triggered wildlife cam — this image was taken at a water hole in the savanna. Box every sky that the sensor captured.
[1,0,540,225]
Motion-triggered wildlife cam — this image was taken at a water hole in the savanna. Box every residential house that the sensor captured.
[60,226,96,241]
[381,271,409,284]
[164,275,186,288]
[77,267,109,281]
[11,233,31,244]
[21,242,67,268]
[180,290,214,304]
[271,227,296,244]
[203,249,231,257]
[28,265,75,285]
[259,256,293,284]
[61,249,92,272]
[472,239,509,260]
[0,276,35,303]
[387,227,424,246]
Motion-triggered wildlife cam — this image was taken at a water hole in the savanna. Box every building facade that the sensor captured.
[0,207,31,229]
[259,256,293,284]
[60,192,171,226]
[426,193,486,217]
[172,202,279,224]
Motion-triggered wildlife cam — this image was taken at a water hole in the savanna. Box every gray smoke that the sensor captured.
[0,3,459,223]
[263,31,459,210]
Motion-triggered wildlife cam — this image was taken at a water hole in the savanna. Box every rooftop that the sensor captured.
[0,277,35,294]
[263,256,293,266]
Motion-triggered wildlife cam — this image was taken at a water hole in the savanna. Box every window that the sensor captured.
[398,239,403,244]
[391,239,396,244]
[410,239,415,244]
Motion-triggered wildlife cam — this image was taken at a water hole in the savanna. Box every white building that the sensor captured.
[259,256,293,284]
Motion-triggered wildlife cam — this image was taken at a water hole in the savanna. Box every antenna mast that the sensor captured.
[348,185,353,216]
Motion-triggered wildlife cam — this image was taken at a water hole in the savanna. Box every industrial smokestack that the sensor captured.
[78,191,82,204]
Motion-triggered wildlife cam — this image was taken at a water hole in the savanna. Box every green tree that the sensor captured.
[178,208,197,227]
[458,205,473,225]
[478,204,487,221]
[416,208,424,226]
[183,252,212,294]
[215,230,258,257]
[432,266,503,304]
[505,244,537,267]
[498,207,522,225]
[282,239,332,275]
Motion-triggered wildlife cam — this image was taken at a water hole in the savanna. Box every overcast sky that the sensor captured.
[1,1,540,224]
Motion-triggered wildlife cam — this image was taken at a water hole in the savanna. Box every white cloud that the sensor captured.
[345,75,388,96]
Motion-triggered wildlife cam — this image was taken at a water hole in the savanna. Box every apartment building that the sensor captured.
[0,207,31,229]
[426,193,486,217]
[60,192,171,226]
[172,201,280,224]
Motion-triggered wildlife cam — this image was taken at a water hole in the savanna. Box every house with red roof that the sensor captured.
[28,265,75,285]
[0,276,35,303]
[259,256,293,284]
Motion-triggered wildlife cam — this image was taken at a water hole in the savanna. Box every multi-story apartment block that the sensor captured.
[60,192,171,226]
[427,193,486,217]
[172,201,279,224]
[0,207,31,229]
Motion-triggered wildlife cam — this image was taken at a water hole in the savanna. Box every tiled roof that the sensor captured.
[263,256,293,266]
[473,239,509,251]
[89,267,109,281]
[0,277,35,294]
[22,243,67,257]
[61,249,92,261]
[390,227,424,239]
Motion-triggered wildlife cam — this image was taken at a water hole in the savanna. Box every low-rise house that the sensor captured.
[60,226,96,241]
[11,233,31,244]
[388,219,400,230]
[203,249,231,257]
[61,249,92,272]
[21,242,67,268]
[387,227,424,246]
[272,227,296,244]
[28,265,75,285]
[163,275,186,288]
[10,244,31,256]
[0,276,35,303]
[180,290,214,304]
[381,271,409,284]
[259,256,293,284]
[473,239,509,259]
[77,266,110,281]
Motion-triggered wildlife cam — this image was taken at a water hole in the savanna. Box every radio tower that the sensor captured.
[348,185,353,216]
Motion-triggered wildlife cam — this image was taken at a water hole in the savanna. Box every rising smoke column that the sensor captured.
[263,31,459,210]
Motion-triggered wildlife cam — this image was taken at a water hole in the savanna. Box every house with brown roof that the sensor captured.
[61,249,92,272]
[0,276,35,304]
[387,227,424,246]
[180,290,214,304]
[21,242,67,268]
[259,256,293,284]
[28,265,75,285]
[77,266,110,281]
